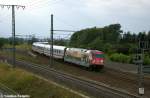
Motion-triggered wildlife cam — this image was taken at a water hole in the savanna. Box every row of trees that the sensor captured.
[69,24,150,54]
[0,37,38,48]
[121,31,150,43]
[0,38,9,48]
[70,24,122,47]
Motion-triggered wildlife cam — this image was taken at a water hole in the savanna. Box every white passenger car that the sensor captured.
[43,44,66,59]
[32,42,66,59]
[32,42,46,54]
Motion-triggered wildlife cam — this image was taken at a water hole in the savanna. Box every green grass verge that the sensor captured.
[3,43,32,51]
[0,62,84,98]
[0,50,41,64]
[109,53,131,63]
[15,43,32,50]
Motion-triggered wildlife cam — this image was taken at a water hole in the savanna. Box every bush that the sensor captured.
[103,43,114,54]
[0,38,8,48]
[144,56,150,65]
[110,53,131,63]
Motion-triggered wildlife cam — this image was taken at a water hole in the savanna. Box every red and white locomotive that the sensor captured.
[32,42,104,69]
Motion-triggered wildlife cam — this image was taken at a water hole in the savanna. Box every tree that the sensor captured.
[138,32,147,41]
[70,27,102,47]
[69,23,122,49]
[28,36,38,44]
[54,39,68,46]
[87,37,104,50]
[102,24,122,43]
[0,38,8,48]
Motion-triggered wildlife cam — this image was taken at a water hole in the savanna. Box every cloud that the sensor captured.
[77,0,150,32]
[0,0,150,38]
[84,0,150,16]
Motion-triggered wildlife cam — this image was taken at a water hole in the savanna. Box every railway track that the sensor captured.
[1,57,141,98]
[0,82,18,95]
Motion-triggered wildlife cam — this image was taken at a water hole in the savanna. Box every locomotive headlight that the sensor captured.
[100,60,103,63]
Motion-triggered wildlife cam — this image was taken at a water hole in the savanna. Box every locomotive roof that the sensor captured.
[66,48,103,53]
[66,48,88,52]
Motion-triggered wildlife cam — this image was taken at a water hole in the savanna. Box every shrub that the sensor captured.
[103,43,114,54]
[0,38,8,48]
[144,56,150,65]
[110,53,131,63]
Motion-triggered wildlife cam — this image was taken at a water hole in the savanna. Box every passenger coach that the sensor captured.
[43,45,66,59]
[32,42,46,54]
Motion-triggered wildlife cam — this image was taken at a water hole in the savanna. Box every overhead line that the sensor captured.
[53,29,77,32]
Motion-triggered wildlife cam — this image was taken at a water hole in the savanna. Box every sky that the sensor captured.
[0,0,150,38]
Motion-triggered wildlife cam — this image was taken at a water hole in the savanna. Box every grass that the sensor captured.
[3,43,32,50]
[0,62,84,98]
[15,43,32,50]
[0,50,40,64]
[109,53,131,63]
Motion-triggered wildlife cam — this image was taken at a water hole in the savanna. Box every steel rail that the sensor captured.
[0,82,18,95]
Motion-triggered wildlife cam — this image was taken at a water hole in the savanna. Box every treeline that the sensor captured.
[53,39,69,46]
[0,36,68,49]
[69,24,122,53]
[0,37,38,48]
[69,24,150,54]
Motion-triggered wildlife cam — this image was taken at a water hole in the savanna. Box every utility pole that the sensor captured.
[12,5,16,68]
[137,40,144,96]
[138,48,144,96]
[138,40,150,96]
[50,14,53,67]
[0,4,25,68]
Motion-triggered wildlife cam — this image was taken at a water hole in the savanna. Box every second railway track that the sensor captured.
[1,57,141,98]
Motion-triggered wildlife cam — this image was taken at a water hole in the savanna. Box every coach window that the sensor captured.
[56,50,57,54]
[86,58,88,62]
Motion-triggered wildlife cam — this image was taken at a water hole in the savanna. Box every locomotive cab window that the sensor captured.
[95,54,104,58]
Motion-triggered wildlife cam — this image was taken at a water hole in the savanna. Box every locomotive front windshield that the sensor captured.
[95,54,104,58]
